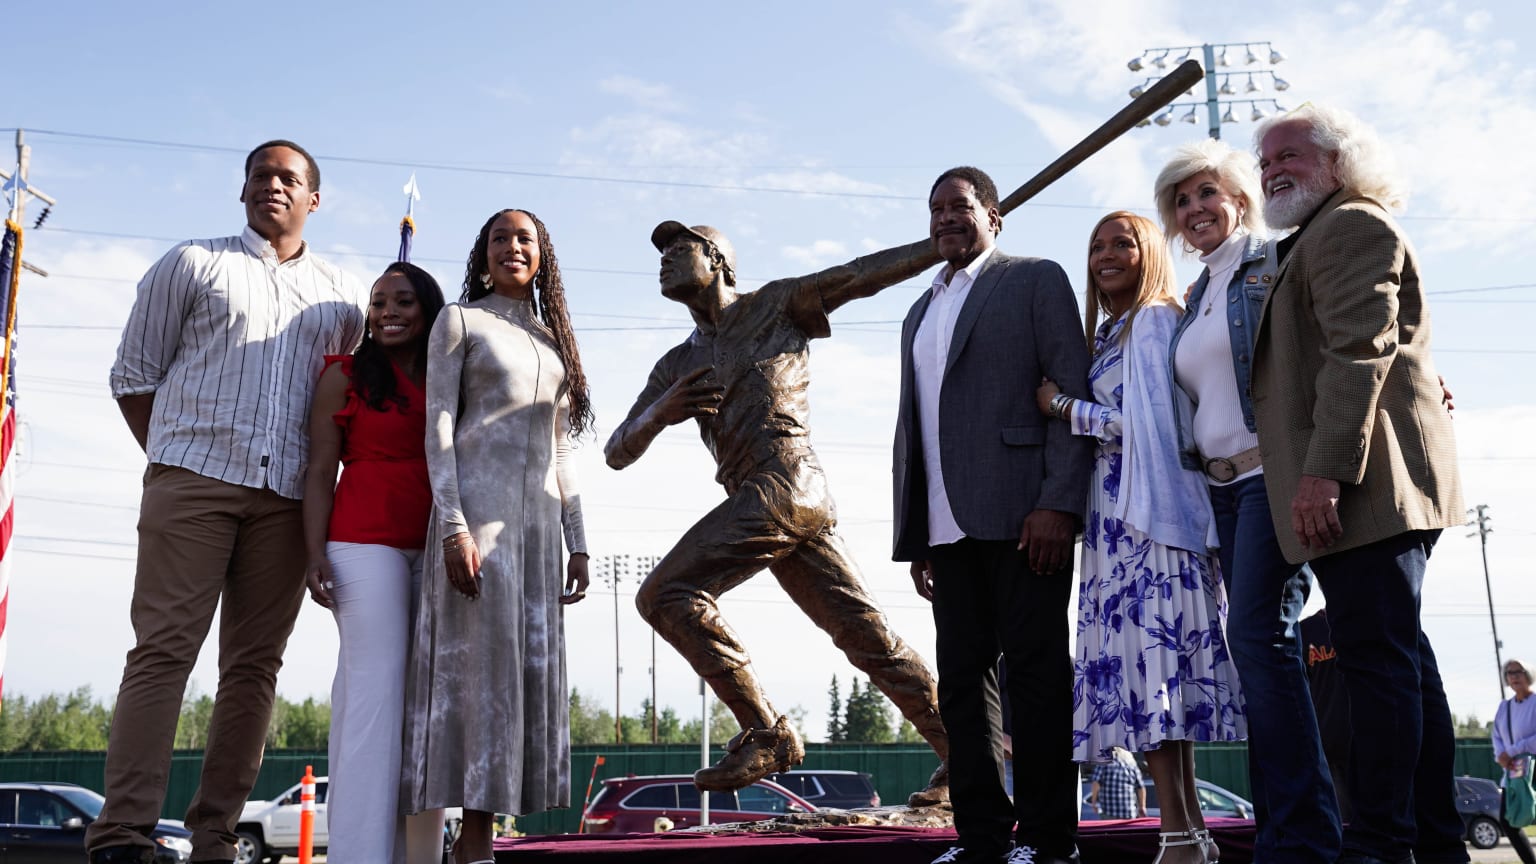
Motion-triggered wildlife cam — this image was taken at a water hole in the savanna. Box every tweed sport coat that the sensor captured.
[1251,188,1464,564]
[891,250,1093,561]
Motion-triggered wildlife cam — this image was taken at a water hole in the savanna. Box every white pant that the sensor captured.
[325,542,444,864]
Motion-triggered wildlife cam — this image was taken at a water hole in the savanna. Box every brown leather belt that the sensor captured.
[1203,445,1262,482]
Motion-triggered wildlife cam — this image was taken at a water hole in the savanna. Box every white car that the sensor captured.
[235,777,329,864]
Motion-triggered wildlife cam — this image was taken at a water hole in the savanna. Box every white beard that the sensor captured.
[1263,169,1336,230]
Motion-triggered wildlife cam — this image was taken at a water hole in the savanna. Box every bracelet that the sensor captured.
[1049,393,1073,421]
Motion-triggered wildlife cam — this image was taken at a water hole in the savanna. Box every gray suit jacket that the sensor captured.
[892,250,1093,561]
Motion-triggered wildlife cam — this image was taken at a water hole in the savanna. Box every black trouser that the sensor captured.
[1501,787,1536,864]
[1312,530,1466,864]
[929,538,1076,858]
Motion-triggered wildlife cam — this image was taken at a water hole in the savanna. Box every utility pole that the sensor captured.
[1469,505,1504,701]
[637,554,660,743]
[699,676,711,827]
[610,555,625,743]
[2,129,59,248]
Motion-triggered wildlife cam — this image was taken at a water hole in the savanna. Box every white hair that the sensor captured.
[1253,103,1407,211]
[1153,138,1266,251]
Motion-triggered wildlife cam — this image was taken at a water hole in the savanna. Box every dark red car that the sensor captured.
[581,774,816,834]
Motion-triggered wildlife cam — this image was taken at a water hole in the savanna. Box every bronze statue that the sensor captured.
[605,61,1206,804]
[605,222,950,803]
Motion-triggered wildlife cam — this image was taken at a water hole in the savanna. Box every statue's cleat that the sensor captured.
[907,761,950,807]
[694,715,805,792]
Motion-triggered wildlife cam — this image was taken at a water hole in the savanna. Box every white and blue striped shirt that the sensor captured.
[110,226,365,499]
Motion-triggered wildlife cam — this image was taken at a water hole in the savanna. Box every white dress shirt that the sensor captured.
[110,226,365,499]
[913,246,995,546]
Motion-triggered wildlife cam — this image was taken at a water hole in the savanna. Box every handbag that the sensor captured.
[1504,702,1536,828]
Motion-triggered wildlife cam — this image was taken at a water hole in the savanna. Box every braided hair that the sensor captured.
[462,209,594,437]
[353,261,445,411]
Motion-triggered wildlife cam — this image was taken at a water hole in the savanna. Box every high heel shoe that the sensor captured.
[447,837,495,864]
[1193,827,1220,864]
[1152,830,1206,864]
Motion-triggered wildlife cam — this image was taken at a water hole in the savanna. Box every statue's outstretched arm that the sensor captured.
[814,239,940,315]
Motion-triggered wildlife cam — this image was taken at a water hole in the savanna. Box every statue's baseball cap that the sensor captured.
[651,221,736,285]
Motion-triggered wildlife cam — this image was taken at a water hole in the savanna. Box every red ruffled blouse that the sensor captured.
[325,355,430,548]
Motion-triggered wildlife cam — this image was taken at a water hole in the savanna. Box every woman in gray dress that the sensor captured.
[404,208,594,864]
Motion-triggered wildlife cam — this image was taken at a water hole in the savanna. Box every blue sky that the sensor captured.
[4,0,1534,742]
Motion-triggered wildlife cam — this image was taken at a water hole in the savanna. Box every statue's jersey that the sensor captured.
[618,278,831,493]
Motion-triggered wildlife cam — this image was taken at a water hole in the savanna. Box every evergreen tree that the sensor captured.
[826,676,845,743]
[843,678,895,742]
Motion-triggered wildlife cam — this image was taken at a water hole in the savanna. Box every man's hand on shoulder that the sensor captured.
[1018,509,1074,574]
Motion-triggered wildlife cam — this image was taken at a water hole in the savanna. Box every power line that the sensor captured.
[18,127,1536,224]
[24,128,930,205]
[26,227,1531,301]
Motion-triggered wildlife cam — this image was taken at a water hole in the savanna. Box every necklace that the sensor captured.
[1204,292,1216,316]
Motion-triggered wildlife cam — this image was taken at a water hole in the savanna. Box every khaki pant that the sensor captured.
[87,465,306,862]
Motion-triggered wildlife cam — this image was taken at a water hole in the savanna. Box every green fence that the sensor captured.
[0,738,1502,835]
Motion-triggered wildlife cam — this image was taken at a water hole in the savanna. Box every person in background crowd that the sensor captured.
[1298,608,1353,823]
[1088,747,1147,821]
[303,261,447,863]
[1492,660,1536,864]
[94,140,364,864]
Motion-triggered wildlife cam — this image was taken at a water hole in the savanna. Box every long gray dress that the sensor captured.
[403,292,585,816]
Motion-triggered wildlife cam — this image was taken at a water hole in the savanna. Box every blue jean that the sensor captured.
[1211,475,1341,864]
[1311,529,1468,864]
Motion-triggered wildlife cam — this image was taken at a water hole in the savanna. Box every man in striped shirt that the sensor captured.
[90,140,364,864]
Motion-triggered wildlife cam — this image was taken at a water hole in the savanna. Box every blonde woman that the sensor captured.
[1037,212,1244,864]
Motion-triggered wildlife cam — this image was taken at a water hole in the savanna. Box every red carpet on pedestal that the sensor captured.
[492,817,1255,862]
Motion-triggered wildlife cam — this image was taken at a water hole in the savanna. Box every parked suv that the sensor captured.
[582,774,815,834]
[0,781,192,863]
[235,777,328,864]
[1456,775,1503,850]
[763,770,880,809]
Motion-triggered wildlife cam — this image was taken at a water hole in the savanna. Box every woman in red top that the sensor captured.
[303,261,446,864]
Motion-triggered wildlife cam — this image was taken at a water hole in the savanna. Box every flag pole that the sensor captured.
[398,173,420,263]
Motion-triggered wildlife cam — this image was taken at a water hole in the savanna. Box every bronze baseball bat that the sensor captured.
[997,59,1205,216]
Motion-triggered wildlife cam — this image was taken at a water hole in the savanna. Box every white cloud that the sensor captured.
[921,0,1536,251]
[598,75,685,114]
[780,238,849,269]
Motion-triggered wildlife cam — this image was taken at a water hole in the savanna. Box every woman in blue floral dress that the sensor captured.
[1037,211,1245,864]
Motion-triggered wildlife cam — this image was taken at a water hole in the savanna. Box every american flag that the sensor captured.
[0,219,20,701]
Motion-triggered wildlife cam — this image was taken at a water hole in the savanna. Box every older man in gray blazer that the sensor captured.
[894,166,1092,864]
[1254,104,1466,864]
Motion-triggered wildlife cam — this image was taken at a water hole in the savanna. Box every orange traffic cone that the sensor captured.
[298,765,316,864]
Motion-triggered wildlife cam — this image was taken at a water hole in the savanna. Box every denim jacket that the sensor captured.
[1169,234,1278,471]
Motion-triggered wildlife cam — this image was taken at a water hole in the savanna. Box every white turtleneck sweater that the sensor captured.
[1172,230,1261,486]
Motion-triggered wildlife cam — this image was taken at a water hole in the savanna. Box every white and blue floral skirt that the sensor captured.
[1071,444,1248,763]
